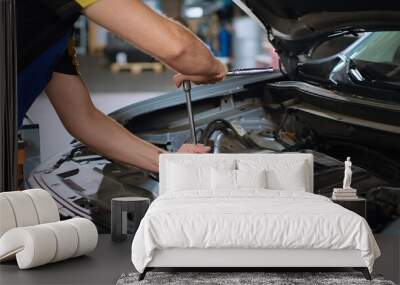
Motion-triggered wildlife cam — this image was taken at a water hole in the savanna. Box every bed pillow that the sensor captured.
[167,160,236,192]
[211,168,236,190]
[236,169,267,189]
[238,159,308,191]
[167,163,210,191]
[266,162,307,191]
[211,169,267,191]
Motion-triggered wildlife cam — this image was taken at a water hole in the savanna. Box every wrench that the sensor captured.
[183,80,197,144]
[182,67,273,144]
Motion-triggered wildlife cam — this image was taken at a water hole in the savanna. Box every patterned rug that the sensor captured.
[116,271,395,285]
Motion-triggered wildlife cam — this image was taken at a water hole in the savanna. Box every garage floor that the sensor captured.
[78,56,176,94]
[25,55,177,162]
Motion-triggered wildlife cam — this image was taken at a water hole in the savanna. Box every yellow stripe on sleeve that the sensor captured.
[75,0,98,8]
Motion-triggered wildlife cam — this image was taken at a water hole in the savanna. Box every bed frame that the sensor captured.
[139,248,371,280]
[138,154,372,281]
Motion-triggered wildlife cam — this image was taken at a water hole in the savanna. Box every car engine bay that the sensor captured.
[28,77,400,234]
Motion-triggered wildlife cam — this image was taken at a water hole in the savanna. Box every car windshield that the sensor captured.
[344,32,400,83]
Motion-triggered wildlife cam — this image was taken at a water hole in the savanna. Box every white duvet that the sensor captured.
[131,190,380,273]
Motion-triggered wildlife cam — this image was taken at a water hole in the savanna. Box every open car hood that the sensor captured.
[234,0,400,73]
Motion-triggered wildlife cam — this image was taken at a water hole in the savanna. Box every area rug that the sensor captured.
[116,272,395,285]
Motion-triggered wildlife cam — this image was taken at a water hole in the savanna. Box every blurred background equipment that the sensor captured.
[181,0,226,19]
[74,15,88,55]
[18,122,41,188]
[73,0,277,77]
[232,16,263,68]
[92,0,166,74]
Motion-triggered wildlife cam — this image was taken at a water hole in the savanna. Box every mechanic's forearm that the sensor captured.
[71,109,165,172]
[160,27,221,76]
[46,73,165,172]
[83,0,221,76]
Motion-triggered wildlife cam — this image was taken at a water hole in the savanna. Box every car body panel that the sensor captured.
[233,0,400,55]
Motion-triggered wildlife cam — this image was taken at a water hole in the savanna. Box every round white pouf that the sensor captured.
[1,192,39,227]
[42,221,79,262]
[0,225,57,269]
[65,218,98,257]
[0,218,98,269]
[23,189,59,224]
[0,196,17,237]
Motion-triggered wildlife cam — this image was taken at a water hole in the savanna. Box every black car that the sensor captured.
[28,1,400,233]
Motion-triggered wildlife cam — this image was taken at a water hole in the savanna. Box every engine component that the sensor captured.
[200,119,256,152]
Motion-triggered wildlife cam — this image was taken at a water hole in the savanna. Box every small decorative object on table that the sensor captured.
[111,197,150,242]
[332,157,358,200]
[331,157,366,218]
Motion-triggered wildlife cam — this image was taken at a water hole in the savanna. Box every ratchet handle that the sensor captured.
[226,67,273,77]
[183,80,191,92]
[182,80,197,144]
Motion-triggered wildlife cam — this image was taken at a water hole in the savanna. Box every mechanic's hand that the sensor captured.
[173,60,227,88]
[177,144,211,154]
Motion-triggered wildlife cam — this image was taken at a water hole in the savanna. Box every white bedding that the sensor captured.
[131,190,380,273]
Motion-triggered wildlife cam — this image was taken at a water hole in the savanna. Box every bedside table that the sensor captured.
[111,197,150,241]
[331,197,366,218]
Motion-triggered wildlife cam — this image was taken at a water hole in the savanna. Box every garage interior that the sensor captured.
[1,0,400,284]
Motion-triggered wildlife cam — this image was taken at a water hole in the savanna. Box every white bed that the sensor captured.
[131,153,380,280]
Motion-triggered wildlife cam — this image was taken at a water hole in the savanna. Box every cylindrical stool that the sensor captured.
[111,197,150,242]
